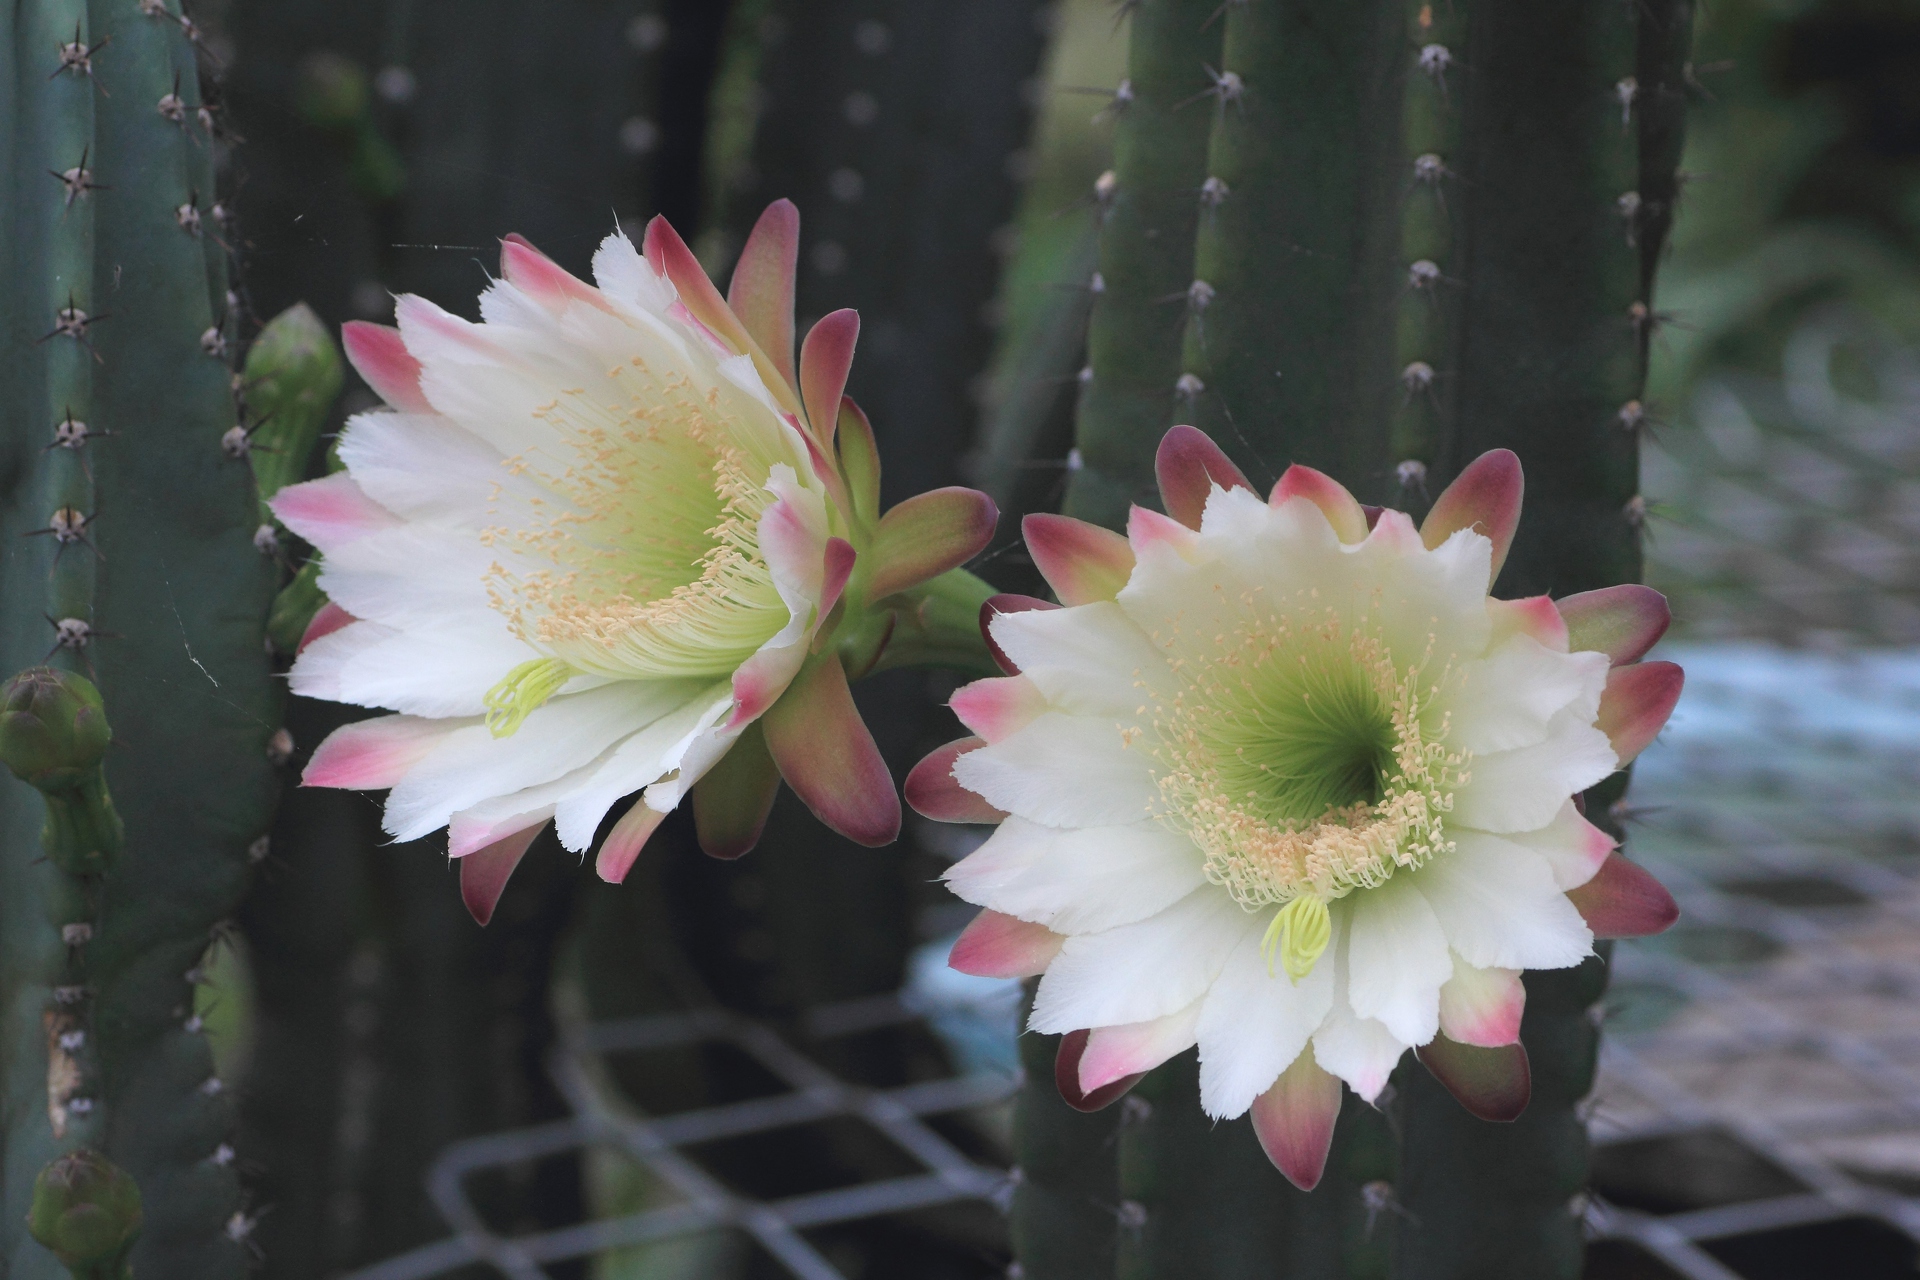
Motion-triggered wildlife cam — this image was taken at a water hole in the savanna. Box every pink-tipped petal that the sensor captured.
[1271,464,1370,544]
[271,473,401,553]
[799,308,859,447]
[868,487,999,599]
[726,200,800,389]
[1597,660,1684,764]
[692,721,781,860]
[1437,959,1526,1048]
[1155,424,1254,529]
[1080,1006,1200,1094]
[304,714,448,790]
[1489,595,1569,651]
[822,537,857,616]
[1251,1052,1344,1192]
[1567,852,1680,939]
[1127,505,1200,556]
[949,908,1063,978]
[837,397,883,530]
[905,737,1007,823]
[1415,1035,1531,1123]
[644,215,801,416]
[341,320,431,413]
[296,601,355,655]
[597,802,668,884]
[1422,449,1523,582]
[951,676,1050,744]
[1056,1028,1144,1113]
[461,822,547,926]
[1024,513,1135,606]
[500,233,613,314]
[762,655,901,846]
[980,595,1059,675]
[1558,584,1672,666]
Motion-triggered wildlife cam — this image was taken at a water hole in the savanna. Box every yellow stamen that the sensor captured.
[483,658,575,737]
[1261,894,1332,982]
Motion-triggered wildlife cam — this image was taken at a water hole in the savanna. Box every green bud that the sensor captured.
[245,303,344,507]
[27,1149,141,1280]
[0,669,125,875]
[0,668,110,792]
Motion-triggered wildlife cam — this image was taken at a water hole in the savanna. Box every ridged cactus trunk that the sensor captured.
[1,2,281,1277]
[1002,0,1694,1276]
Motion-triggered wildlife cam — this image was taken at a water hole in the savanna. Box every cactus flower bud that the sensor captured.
[27,1149,142,1279]
[0,668,110,791]
[0,668,123,875]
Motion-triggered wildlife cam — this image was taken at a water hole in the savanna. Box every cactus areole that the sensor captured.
[911,429,1682,1191]
[279,201,999,922]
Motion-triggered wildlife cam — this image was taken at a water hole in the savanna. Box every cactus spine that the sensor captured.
[984,0,1694,1276]
[3,2,283,1275]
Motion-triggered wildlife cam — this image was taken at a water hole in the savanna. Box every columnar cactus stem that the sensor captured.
[3,2,281,1275]
[1062,0,1222,529]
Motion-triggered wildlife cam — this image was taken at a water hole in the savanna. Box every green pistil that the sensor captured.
[482,658,575,737]
[1261,894,1332,982]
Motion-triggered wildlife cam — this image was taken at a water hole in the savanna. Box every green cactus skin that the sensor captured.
[1062,0,1222,531]
[970,0,1693,1274]
[1011,1013,1120,1280]
[2,2,280,1276]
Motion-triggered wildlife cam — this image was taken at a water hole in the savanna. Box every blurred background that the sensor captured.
[176,0,1920,1275]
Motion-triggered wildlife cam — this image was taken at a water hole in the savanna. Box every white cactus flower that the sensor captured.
[910,427,1682,1189]
[275,203,996,923]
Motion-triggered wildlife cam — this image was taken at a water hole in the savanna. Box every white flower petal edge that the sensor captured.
[279,228,839,870]
[921,439,1682,1186]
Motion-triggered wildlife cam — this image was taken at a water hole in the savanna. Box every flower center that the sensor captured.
[482,372,792,683]
[1149,606,1468,968]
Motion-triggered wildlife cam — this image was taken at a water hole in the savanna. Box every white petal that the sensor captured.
[1505,800,1617,891]
[1030,888,1257,1033]
[1450,703,1618,834]
[383,680,708,841]
[289,619,540,718]
[550,684,733,850]
[988,602,1164,718]
[317,525,505,631]
[942,816,1207,935]
[1416,830,1594,970]
[1311,1002,1406,1104]
[1196,928,1334,1119]
[1437,954,1525,1048]
[335,411,527,526]
[951,712,1156,829]
[1345,878,1452,1046]
[1446,637,1609,756]
[592,230,676,315]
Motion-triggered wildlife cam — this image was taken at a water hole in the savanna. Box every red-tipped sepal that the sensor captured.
[691,721,781,860]
[949,908,1062,978]
[1251,1051,1344,1191]
[1415,1035,1532,1123]
[1024,513,1135,605]
[297,601,355,655]
[1559,584,1672,666]
[1567,853,1680,939]
[1271,464,1370,543]
[1421,449,1523,583]
[341,321,431,414]
[1597,660,1684,764]
[798,309,859,447]
[460,822,547,926]
[762,654,900,846]
[1155,424,1254,529]
[726,199,800,388]
[596,801,668,884]
[868,487,999,598]
[837,398,883,531]
[905,736,1006,823]
[1437,960,1526,1048]
[980,594,1059,675]
[1055,1028,1144,1113]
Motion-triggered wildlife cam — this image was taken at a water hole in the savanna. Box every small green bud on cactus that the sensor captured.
[0,668,123,875]
[244,303,344,509]
[26,1149,142,1280]
[0,668,110,790]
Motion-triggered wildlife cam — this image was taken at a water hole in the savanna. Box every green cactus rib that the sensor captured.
[3,1,281,1276]
[1177,0,1404,498]
[1062,0,1222,530]
[1011,1011,1120,1280]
